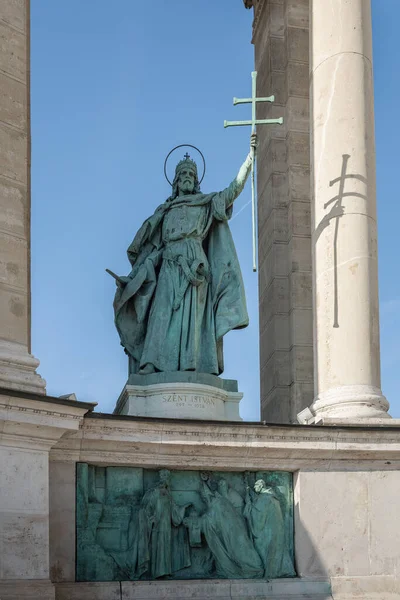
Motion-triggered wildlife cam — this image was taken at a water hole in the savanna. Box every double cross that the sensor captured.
[224,71,283,272]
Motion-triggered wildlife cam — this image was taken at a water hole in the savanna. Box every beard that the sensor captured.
[179,182,194,194]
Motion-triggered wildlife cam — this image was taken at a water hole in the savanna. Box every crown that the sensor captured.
[175,152,198,177]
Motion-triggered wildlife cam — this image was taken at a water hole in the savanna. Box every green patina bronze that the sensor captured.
[127,371,238,391]
[76,464,295,581]
[110,137,257,376]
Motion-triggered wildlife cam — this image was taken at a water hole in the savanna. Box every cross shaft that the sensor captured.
[224,71,284,271]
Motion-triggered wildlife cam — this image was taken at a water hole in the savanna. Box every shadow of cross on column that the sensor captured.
[314,154,367,328]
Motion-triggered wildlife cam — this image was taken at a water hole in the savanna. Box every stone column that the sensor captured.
[308,0,389,419]
[0,1,45,393]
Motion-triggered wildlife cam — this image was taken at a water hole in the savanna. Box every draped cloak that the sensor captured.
[243,490,295,578]
[114,185,249,374]
[137,485,190,579]
[200,487,263,579]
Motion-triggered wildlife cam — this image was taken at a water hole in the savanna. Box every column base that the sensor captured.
[0,339,46,395]
[298,385,390,424]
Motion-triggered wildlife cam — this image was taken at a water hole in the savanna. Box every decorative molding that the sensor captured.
[242,0,268,43]
[49,414,400,469]
[54,578,332,598]
[0,385,96,409]
[0,400,87,421]
[0,339,46,394]
[0,394,90,451]
[251,0,268,43]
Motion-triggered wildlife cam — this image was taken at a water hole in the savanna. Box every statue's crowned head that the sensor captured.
[170,153,201,199]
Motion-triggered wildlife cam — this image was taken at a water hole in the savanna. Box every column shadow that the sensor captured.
[314,154,367,328]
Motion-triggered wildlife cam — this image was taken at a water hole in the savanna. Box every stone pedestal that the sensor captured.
[307,0,390,421]
[115,373,242,421]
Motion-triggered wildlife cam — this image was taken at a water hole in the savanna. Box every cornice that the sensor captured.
[50,414,400,469]
[0,386,96,410]
[243,0,268,44]
[251,0,268,44]
[0,392,92,451]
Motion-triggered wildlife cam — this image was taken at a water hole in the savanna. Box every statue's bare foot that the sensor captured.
[139,363,155,375]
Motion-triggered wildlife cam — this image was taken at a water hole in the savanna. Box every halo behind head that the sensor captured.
[164,144,206,186]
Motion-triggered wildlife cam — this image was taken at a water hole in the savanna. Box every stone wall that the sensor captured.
[250,0,313,423]
[295,469,400,582]
[0,391,91,600]
[2,396,400,599]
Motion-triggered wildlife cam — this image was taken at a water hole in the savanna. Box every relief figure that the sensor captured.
[244,479,295,578]
[195,477,264,579]
[217,476,244,514]
[137,469,191,578]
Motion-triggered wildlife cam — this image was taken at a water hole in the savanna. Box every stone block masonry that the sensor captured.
[250,0,313,423]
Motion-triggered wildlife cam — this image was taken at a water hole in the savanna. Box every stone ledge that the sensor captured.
[0,386,96,411]
[330,575,400,599]
[0,391,93,451]
[55,578,332,599]
[50,415,400,468]
[319,418,400,428]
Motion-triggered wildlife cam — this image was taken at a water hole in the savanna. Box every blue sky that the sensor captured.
[30,1,399,421]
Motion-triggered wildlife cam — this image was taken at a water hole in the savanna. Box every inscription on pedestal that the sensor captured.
[117,380,243,421]
[162,393,216,410]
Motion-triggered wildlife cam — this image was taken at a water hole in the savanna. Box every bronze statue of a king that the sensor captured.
[113,135,256,376]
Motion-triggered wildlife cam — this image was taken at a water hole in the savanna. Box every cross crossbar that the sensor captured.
[224,71,284,272]
[224,118,284,128]
[233,95,275,105]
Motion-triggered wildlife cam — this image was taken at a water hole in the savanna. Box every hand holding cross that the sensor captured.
[250,132,258,155]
